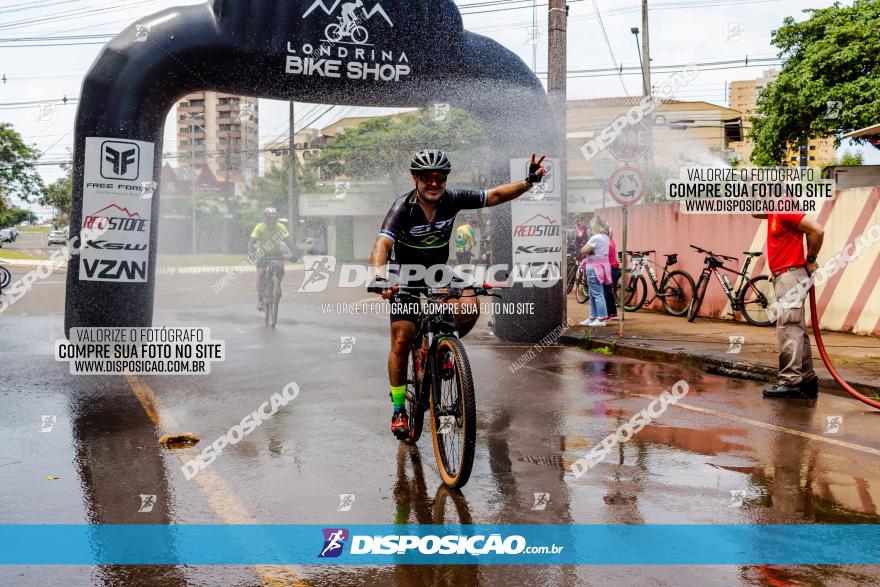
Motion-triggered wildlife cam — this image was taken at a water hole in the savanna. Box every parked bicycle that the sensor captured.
[617,250,695,316]
[371,281,501,489]
[687,245,775,326]
[260,258,285,328]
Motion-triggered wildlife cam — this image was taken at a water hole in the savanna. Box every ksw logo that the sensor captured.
[319,528,349,558]
[304,1,393,46]
[516,246,561,254]
[101,141,140,181]
[85,241,147,251]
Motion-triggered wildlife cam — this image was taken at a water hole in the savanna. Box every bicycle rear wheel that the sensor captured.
[430,337,476,489]
[660,270,695,316]
[622,274,647,312]
[739,275,776,326]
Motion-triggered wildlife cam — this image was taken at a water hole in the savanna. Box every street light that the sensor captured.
[630,27,647,96]
[182,112,205,255]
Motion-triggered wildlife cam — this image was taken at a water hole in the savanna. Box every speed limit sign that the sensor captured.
[608,165,645,206]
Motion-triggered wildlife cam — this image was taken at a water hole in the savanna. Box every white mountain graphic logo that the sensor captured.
[303,1,393,26]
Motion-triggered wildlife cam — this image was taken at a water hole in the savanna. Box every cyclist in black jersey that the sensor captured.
[370,149,547,439]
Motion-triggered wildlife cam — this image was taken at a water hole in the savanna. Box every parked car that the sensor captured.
[47,230,67,246]
[0,228,14,243]
[296,235,327,257]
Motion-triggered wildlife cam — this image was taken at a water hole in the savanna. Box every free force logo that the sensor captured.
[319,528,349,558]
[101,141,140,181]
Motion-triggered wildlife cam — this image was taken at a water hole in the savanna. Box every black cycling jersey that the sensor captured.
[379,188,487,268]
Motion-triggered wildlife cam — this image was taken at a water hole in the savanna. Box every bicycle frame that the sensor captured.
[697,253,759,309]
[627,254,674,302]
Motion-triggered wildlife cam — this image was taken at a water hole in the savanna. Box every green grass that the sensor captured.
[0,249,44,261]
[156,254,251,267]
[20,226,51,233]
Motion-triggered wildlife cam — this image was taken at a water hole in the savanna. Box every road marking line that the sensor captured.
[157,286,209,295]
[633,394,880,457]
[124,375,309,586]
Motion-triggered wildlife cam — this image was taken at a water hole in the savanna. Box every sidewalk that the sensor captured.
[561,298,880,398]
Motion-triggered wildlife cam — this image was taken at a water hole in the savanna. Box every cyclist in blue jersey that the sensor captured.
[369,149,547,439]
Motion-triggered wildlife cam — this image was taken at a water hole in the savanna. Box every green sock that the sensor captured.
[391,385,407,410]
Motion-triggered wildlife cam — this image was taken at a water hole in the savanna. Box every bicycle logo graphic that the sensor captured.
[325,15,369,45]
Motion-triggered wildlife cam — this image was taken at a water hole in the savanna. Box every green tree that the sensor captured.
[0,123,43,202]
[749,0,880,165]
[41,164,73,225]
[310,108,486,190]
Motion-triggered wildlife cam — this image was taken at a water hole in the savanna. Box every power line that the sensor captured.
[590,0,628,95]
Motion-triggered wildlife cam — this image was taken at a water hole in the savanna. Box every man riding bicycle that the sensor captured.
[249,208,294,312]
[369,149,547,439]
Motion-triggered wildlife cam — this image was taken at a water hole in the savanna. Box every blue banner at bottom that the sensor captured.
[0,525,877,565]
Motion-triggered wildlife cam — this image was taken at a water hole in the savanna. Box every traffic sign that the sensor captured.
[608,165,645,206]
[608,120,650,162]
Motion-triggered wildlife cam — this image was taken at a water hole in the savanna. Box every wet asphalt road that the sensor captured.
[1,264,880,586]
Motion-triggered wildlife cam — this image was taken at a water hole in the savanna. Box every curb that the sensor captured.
[559,329,880,400]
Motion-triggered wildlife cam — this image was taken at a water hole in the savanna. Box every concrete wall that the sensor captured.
[595,186,880,336]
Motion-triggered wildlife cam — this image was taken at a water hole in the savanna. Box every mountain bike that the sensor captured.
[260,258,285,328]
[687,245,775,326]
[618,250,695,316]
[374,282,501,489]
[0,261,11,292]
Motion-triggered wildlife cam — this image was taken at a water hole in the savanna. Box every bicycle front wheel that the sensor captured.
[575,269,589,304]
[739,275,776,326]
[565,260,577,295]
[661,270,695,316]
[430,337,476,489]
[0,265,10,290]
[688,273,708,322]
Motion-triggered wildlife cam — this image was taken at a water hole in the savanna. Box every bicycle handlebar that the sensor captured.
[626,250,655,256]
[689,244,737,262]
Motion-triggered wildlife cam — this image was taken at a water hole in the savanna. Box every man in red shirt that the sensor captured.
[754,213,825,398]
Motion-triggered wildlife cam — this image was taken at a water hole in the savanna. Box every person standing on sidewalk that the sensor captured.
[578,216,612,327]
[602,228,621,320]
[754,212,825,398]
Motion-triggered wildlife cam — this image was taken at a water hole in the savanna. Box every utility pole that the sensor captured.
[548,0,567,324]
[641,0,654,167]
[287,101,297,237]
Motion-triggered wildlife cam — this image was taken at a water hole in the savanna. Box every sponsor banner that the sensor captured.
[510,158,562,284]
[80,137,154,282]
[0,525,876,565]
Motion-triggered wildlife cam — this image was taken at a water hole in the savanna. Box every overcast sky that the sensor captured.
[2,0,876,215]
